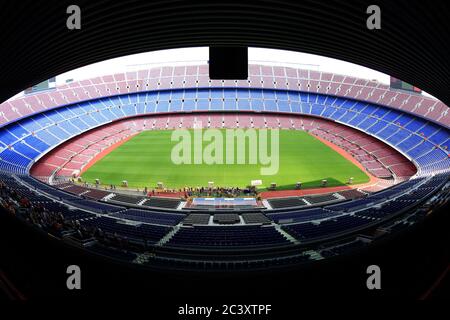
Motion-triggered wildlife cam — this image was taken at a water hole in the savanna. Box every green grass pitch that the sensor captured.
[81,129,369,190]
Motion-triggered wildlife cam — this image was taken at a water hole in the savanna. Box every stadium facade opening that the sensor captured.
[0,47,448,272]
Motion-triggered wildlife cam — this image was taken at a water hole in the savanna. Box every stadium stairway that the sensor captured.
[274,224,300,245]
[156,224,182,246]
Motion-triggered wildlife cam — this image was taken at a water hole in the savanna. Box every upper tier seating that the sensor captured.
[1,65,448,127]
[0,89,447,177]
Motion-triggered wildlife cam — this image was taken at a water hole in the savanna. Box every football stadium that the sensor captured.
[2,60,447,263]
[0,0,448,302]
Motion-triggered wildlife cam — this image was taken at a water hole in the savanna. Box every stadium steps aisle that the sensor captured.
[333,193,346,200]
[262,199,273,209]
[103,193,116,201]
[176,201,187,210]
[274,224,299,244]
[156,224,181,246]
[137,198,147,206]
[132,252,153,265]
[303,250,324,261]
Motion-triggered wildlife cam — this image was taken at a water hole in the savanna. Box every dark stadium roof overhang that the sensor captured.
[0,0,449,106]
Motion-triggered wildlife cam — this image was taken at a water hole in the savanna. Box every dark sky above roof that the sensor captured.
[0,0,448,105]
